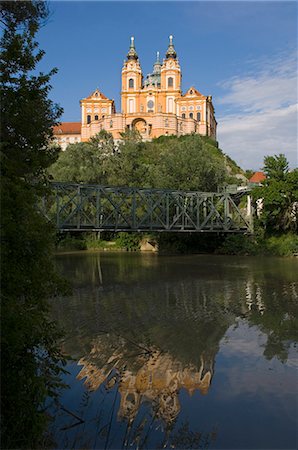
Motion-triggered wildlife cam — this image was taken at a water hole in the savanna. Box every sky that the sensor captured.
[37,1,298,170]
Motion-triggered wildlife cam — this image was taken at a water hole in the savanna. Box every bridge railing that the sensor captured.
[40,182,253,233]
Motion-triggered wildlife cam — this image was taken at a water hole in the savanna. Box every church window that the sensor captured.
[167,97,173,113]
[110,120,113,128]
[95,92,98,97]
[182,113,186,119]
[168,77,173,88]
[129,78,134,88]
[128,98,135,113]
[189,106,194,111]
[189,113,193,119]
[196,105,201,110]
[190,89,193,94]
[95,115,99,121]
[87,115,91,124]
[165,119,169,127]
[181,106,186,111]
[197,112,201,121]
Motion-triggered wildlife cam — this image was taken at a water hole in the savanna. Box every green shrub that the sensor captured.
[217,234,258,255]
[115,232,141,251]
[56,236,87,251]
[264,234,298,256]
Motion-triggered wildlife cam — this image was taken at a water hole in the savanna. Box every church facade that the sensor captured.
[54,36,217,148]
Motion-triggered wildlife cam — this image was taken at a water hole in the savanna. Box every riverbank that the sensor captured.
[56,231,298,257]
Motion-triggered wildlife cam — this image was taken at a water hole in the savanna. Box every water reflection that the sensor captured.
[50,253,298,449]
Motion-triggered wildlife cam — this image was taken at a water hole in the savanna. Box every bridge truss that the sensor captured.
[41,183,253,233]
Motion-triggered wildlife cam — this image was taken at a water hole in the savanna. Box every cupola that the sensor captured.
[165,35,177,59]
[127,36,138,61]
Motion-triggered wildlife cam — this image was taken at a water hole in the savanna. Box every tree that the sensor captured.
[253,155,298,233]
[263,154,289,181]
[49,130,115,184]
[148,134,227,191]
[107,130,149,187]
[1,2,67,447]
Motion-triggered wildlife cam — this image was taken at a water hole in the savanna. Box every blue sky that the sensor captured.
[37,1,298,169]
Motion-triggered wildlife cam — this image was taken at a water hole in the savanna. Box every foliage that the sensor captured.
[56,235,87,251]
[263,234,298,256]
[49,130,115,184]
[115,232,141,251]
[50,133,231,192]
[216,234,258,255]
[1,2,68,447]
[253,155,298,233]
[263,153,289,180]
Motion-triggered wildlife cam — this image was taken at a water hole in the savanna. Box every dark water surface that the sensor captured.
[49,252,298,449]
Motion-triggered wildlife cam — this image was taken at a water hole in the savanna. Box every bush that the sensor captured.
[217,234,258,255]
[115,232,141,251]
[56,235,87,251]
[264,234,298,256]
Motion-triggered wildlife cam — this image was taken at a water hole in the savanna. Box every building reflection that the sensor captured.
[76,334,214,427]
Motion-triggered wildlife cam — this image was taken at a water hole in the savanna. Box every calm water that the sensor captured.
[48,252,298,449]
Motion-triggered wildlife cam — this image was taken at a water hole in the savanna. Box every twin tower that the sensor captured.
[80,36,217,141]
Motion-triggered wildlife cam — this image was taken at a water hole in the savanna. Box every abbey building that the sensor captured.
[54,36,217,148]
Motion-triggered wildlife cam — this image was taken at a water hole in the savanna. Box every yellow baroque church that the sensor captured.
[54,36,217,148]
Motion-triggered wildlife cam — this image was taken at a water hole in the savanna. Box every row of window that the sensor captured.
[87,114,104,124]
[181,105,201,111]
[87,112,201,124]
[181,112,201,121]
[128,77,174,89]
[87,115,114,128]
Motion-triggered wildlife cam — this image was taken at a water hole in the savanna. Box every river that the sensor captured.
[48,252,298,449]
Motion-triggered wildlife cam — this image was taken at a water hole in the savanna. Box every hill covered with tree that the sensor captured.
[49,130,245,192]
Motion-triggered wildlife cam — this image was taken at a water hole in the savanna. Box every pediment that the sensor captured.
[184,86,203,97]
[86,88,108,100]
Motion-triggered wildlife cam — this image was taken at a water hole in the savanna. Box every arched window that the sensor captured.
[165,119,169,128]
[182,113,186,119]
[189,113,193,119]
[168,77,173,88]
[87,115,91,124]
[197,112,201,122]
[95,115,98,121]
[129,78,134,88]
[110,120,113,128]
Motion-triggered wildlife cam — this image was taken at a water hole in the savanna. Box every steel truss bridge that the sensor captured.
[41,182,253,233]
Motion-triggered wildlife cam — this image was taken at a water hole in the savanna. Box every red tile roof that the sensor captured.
[53,122,81,135]
[249,171,266,183]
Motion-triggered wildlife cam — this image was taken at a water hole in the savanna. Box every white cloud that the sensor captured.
[216,51,298,169]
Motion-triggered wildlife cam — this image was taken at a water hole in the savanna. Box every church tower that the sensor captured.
[161,35,181,114]
[121,37,143,114]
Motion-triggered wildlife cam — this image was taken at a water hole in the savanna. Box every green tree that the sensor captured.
[263,153,289,181]
[50,130,115,183]
[1,1,67,447]
[107,129,149,186]
[148,134,227,191]
[253,155,298,233]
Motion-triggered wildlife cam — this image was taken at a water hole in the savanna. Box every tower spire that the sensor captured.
[153,51,161,73]
[127,36,138,61]
[165,34,177,59]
